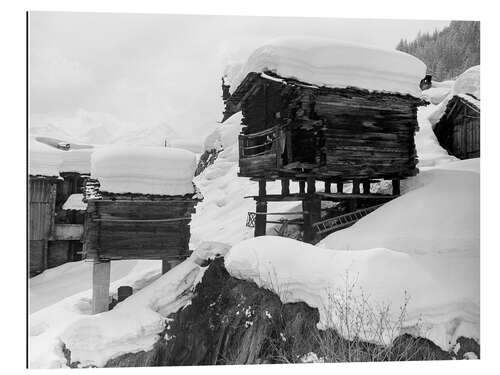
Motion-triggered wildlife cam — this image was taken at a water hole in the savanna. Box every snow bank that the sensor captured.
[29,137,63,177]
[169,139,204,154]
[203,112,243,151]
[428,65,480,125]
[62,193,87,211]
[230,37,426,97]
[29,260,162,368]
[60,148,93,174]
[422,86,450,105]
[30,242,229,368]
[225,236,479,350]
[319,159,478,254]
[91,146,197,196]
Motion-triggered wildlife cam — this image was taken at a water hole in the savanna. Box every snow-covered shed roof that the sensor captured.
[91,146,198,196]
[228,37,427,98]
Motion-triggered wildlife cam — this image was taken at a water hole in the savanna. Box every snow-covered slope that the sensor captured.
[229,37,426,97]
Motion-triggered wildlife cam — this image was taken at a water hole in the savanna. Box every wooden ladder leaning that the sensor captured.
[312,203,385,235]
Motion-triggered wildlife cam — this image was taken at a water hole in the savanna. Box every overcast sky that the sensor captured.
[29,12,450,140]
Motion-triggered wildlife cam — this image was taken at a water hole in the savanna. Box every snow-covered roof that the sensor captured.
[452,65,480,99]
[29,137,63,178]
[91,146,198,196]
[62,193,87,211]
[229,37,427,98]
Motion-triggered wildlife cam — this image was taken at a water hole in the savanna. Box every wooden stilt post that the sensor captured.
[336,182,343,194]
[255,180,267,237]
[307,177,316,195]
[92,259,111,314]
[352,179,361,194]
[351,179,360,212]
[162,258,171,274]
[325,181,331,194]
[281,178,290,196]
[362,180,371,195]
[299,180,306,195]
[392,179,401,195]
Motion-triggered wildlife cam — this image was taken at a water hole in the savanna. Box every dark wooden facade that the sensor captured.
[29,173,88,277]
[84,192,201,262]
[225,72,422,182]
[29,176,58,276]
[433,95,480,160]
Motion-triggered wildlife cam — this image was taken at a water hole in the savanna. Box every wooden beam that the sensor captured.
[52,224,84,241]
[362,181,371,195]
[281,179,290,196]
[392,179,401,195]
[336,182,344,194]
[254,201,268,237]
[299,180,306,195]
[92,260,111,314]
[316,192,397,200]
[352,179,361,195]
[325,181,332,194]
[307,178,316,195]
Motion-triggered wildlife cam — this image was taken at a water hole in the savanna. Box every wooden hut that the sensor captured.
[223,71,423,243]
[28,176,59,277]
[433,94,480,160]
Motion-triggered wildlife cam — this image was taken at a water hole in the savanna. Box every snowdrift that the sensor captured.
[29,137,63,177]
[226,234,479,351]
[91,146,197,196]
[169,139,204,154]
[428,65,480,125]
[229,37,426,97]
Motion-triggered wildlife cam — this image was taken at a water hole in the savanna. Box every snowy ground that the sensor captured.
[29,96,479,367]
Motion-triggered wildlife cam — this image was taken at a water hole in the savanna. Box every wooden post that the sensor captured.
[255,201,267,237]
[92,260,111,314]
[336,182,343,194]
[162,258,171,274]
[392,179,401,195]
[299,180,306,195]
[255,180,267,237]
[281,179,290,196]
[352,179,361,195]
[307,178,316,195]
[302,197,321,244]
[325,181,331,194]
[362,180,371,195]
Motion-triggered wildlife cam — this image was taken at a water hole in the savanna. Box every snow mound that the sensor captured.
[225,236,479,350]
[29,137,63,177]
[230,37,426,97]
[319,158,478,254]
[203,112,243,151]
[452,65,480,99]
[91,146,197,196]
[60,148,93,174]
[422,86,450,105]
[62,193,87,211]
[428,65,480,125]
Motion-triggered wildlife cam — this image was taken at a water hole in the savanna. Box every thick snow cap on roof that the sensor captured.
[230,37,427,97]
[91,146,197,196]
[29,137,63,177]
[452,65,480,99]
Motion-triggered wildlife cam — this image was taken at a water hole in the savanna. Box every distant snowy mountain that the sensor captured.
[30,123,76,142]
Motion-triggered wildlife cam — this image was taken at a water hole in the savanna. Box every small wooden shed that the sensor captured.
[28,176,58,277]
[223,71,423,243]
[433,94,480,160]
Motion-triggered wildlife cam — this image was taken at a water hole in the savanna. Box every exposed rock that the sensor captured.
[102,258,477,367]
